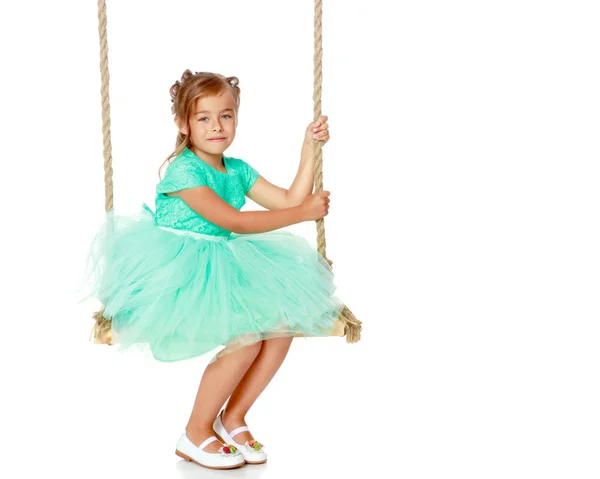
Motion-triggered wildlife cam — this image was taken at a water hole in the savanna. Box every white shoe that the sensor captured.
[213,410,268,464]
[175,431,245,470]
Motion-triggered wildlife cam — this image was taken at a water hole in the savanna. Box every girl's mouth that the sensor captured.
[208,137,226,142]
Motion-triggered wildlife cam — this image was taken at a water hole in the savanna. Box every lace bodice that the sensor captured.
[154,147,260,236]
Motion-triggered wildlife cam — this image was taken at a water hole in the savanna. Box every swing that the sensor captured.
[91,0,362,346]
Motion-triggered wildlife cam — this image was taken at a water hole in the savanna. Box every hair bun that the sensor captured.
[169,80,182,114]
[226,76,239,88]
[170,81,181,100]
[181,69,195,83]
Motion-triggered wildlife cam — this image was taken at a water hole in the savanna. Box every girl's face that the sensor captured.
[180,90,238,158]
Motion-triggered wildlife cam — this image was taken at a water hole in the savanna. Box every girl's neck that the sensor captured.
[190,146,225,169]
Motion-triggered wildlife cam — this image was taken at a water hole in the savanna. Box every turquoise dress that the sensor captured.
[83,147,344,363]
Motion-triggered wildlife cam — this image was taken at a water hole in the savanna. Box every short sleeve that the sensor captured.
[156,159,208,194]
[236,158,260,193]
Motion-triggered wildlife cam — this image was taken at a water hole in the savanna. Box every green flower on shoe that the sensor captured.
[247,440,263,451]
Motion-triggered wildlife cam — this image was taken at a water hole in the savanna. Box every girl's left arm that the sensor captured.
[247,116,329,210]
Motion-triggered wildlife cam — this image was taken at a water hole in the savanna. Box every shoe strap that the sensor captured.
[198,435,218,451]
[229,426,249,439]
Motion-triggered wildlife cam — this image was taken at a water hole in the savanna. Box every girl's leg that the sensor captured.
[185,340,263,452]
[221,336,294,444]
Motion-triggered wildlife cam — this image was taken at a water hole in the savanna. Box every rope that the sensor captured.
[312,0,329,265]
[312,0,362,342]
[97,0,114,213]
[91,0,113,344]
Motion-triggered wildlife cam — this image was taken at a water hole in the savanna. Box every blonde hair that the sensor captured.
[159,69,241,178]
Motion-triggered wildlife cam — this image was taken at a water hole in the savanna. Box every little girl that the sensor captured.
[84,69,345,470]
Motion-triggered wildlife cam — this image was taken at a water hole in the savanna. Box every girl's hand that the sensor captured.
[300,190,331,221]
[304,115,329,146]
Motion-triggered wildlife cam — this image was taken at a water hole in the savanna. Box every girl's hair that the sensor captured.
[159,69,241,178]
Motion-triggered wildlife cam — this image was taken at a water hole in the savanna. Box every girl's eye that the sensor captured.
[198,115,231,122]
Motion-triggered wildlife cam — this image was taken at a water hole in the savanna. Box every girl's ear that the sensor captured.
[174,116,189,135]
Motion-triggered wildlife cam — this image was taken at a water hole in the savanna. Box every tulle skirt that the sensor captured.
[80,205,345,363]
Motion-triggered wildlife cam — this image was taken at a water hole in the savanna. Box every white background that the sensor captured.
[1,1,599,478]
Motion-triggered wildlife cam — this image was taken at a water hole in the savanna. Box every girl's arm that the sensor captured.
[170,187,309,234]
[247,116,329,210]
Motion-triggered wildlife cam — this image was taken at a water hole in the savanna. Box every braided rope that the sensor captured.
[97,0,114,213]
[312,0,329,265]
[313,0,362,342]
[91,0,113,344]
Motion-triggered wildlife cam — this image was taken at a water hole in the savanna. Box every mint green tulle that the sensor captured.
[81,205,344,363]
